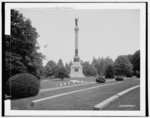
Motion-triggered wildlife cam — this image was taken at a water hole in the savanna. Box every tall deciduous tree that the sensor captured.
[132,50,140,73]
[114,56,133,76]
[5,9,44,83]
[45,60,57,77]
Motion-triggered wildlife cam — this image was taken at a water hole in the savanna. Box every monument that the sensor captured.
[70,18,85,78]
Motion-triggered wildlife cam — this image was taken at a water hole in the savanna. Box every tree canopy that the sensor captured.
[82,61,97,76]
[132,50,140,73]
[114,55,133,76]
[45,60,57,77]
[55,67,69,80]
[105,64,114,78]
[91,57,113,76]
[5,9,44,83]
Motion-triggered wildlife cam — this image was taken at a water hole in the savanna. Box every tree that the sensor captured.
[5,9,44,83]
[82,61,97,76]
[105,64,114,78]
[127,54,133,64]
[65,62,71,75]
[114,56,133,76]
[91,57,97,67]
[55,67,69,81]
[132,50,140,74]
[91,57,113,76]
[57,59,64,68]
[45,60,57,77]
[97,57,104,75]
[102,57,113,74]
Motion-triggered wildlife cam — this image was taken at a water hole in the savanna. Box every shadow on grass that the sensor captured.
[5,94,38,100]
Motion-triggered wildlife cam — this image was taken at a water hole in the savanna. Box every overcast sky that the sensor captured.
[18,9,140,66]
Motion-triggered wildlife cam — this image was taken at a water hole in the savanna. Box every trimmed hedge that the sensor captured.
[96,76,105,83]
[115,76,124,81]
[5,73,40,98]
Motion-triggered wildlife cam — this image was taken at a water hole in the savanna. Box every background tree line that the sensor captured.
[44,50,140,79]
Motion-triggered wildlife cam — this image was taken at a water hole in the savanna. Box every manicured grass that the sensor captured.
[11,78,139,110]
[40,77,96,89]
[23,79,140,110]
[103,87,140,110]
[11,77,96,109]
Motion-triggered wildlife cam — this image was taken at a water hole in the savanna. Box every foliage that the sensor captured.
[114,56,133,76]
[5,73,40,98]
[127,54,133,64]
[115,76,124,81]
[132,50,140,73]
[82,61,97,76]
[96,76,105,83]
[5,9,44,84]
[126,71,133,77]
[57,59,64,68]
[55,67,69,80]
[91,57,113,76]
[65,62,72,75]
[45,60,57,77]
[102,57,114,74]
[105,64,114,78]
[136,71,140,78]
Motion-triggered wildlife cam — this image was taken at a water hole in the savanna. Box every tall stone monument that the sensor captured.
[70,18,85,78]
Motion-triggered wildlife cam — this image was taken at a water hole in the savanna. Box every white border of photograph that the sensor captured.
[4,2,146,117]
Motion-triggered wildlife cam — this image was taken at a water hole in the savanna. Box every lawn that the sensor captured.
[10,77,138,110]
[10,77,96,109]
[11,77,139,110]
[40,76,96,89]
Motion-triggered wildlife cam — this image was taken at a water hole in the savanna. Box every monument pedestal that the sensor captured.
[70,62,85,78]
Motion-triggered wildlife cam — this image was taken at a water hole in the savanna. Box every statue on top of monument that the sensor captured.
[75,18,78,27]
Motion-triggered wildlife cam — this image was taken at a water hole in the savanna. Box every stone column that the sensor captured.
[75,26,79,57]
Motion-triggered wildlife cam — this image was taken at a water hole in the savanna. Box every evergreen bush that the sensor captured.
[5,73,40,98]
[96,76,105,83]
[115,76,124,81]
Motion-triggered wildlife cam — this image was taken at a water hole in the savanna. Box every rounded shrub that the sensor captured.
[5,73,40,98]
[96,76,106,83]
[115,76,124,81]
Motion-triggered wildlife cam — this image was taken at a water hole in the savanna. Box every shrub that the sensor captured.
[115,76,124,81]
[126,72,133,77]
[96,76,105,83]
[5,73,40,98]
[136,72,140,78]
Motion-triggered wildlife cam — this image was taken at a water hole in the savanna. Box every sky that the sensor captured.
[18,9,140,66]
